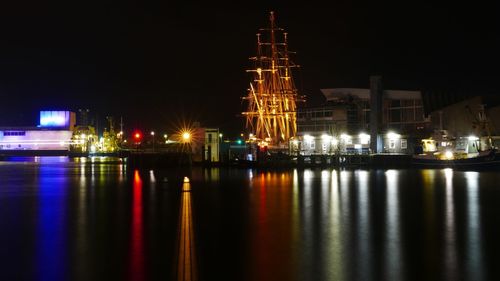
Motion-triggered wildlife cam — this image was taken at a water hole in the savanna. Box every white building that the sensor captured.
[0,111,75,151]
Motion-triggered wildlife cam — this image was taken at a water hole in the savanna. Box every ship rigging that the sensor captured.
[242,11,305,148]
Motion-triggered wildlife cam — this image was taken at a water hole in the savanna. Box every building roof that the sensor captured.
[0,126,70,131]
[320,88,422,101]
[421,91,500,115]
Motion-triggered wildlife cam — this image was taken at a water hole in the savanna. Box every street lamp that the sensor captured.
[182,132,191,142]
[151,131,155,152]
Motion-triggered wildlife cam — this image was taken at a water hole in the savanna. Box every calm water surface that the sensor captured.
[1,157,500,281]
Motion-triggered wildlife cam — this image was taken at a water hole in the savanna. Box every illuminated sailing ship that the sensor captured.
[242,11,305,148]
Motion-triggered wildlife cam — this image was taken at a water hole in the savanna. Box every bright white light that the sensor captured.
[90,145,96,153]
[444,150,453,160]
[292,140,299,145]
[468,135,479,141]
[321,134,332,141]
[81,134,86,139]
[303,134,314,142]
[359,133,370,144]
[387,132,400,140]
[151,131,155,136]
[331,137,339,146]
[340,133,350,140]
[182,132,191,141]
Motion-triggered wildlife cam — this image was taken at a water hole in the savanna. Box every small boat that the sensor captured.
[412,134,500,168]
[412,148,500,168]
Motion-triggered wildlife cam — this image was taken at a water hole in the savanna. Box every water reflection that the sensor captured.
[129,170,145,281]
[36,164,68,281]
[422,169,437,280]
[385,170,403,280]
[465,171,483,280]
[443,169,457,280]
[1,159,498,281]
[177,178,197,281]
[328,169,344,280]
[356,170,372,281]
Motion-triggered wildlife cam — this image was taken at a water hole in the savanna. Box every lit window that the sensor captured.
[389,139,396,149]
[401,139,407,149]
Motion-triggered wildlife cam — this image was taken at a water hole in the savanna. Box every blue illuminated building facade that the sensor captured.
[0,111,75,151]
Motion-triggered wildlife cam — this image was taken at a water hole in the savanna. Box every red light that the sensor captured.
[135,133,141,139]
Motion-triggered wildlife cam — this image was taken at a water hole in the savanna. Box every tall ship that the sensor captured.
[242,11,305,149]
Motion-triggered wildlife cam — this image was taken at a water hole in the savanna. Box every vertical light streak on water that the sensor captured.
[442,169,457,280]
[319,170,330,280]
[385,170,402,281]
[301,169,313,279]
[36,165,68,281]
[210,168,219,182]
[129,170,145,281]
[90,163,96,185]
[75,163,88,280]
[291,169,300,273]
[465,171,484,281]
[118,162,124,182]
[149,170,156,183]
[422,169,437,278]
[339,170,351,253]
[177,179,197,281]
[356,170,372,281]
[80,162,86,186]
[328,169,344,281]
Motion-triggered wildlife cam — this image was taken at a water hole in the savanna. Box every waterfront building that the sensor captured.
[425,94,500,150]
[295,76,429,155]
[190,127,220,163]
[0,111,75,152]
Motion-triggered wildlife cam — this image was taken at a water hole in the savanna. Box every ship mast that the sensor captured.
[242,11,304,147]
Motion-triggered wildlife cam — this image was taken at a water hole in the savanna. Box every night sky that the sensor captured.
[1,2,498,136]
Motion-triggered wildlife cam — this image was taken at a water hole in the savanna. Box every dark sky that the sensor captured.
[0,1,499,136]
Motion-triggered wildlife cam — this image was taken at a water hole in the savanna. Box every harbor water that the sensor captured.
[1,157,500,280]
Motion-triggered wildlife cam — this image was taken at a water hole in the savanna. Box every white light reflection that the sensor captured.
[356,170,372,280]
[328,169,344,280]
[118,163,124,182]
[339,170,350,221]
[292,169,299,251]
[149,170,156,183]
[465,171,483,280]
[302,169,313,275]
[90,163,95,184]
[443,169,457,280]
[385,170,402,280]
[80,162,86,186]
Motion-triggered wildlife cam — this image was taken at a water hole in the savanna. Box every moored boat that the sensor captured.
[413,148,500,168]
